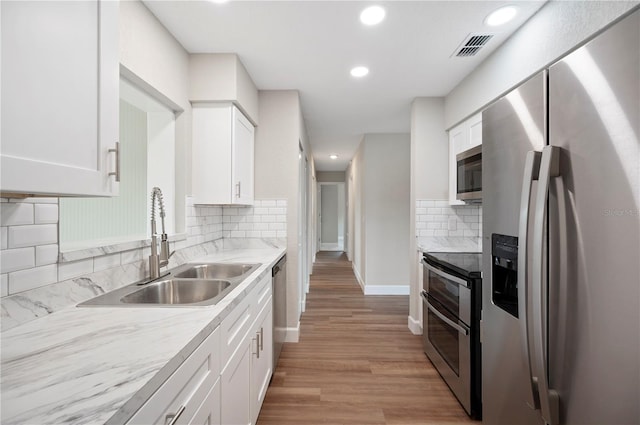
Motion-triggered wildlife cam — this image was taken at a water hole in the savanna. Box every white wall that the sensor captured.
[189,54,259,125]
[408,98,448,328]
[445,1,639,128]
[347,134,410,295]
[254,90,313,339]
[119,0,189,229]
[363,134,410,292]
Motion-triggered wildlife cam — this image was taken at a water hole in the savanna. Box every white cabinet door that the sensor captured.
[1,0,119,197]
[220,338,252,425]
[190,377,221,425]
[448,114,482,205]
[467,113,483,149]
[448,124,466,205]
[251,300,273,425]
[192,104,255,205]
[232,107,255,205]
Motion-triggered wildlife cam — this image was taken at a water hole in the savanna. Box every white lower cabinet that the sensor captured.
[127,327,221,425]
[221,338,253,425]
[126,273,275,425]
[251,301,273,425]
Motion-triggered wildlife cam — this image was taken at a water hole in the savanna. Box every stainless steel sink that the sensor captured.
[78,261,262,308]
[120,278,231,305]
[174,263,260,280]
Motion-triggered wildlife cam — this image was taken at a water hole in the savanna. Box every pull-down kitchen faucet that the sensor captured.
[147,187,174,281]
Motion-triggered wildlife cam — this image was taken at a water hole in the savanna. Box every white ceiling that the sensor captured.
[143,0,546,171]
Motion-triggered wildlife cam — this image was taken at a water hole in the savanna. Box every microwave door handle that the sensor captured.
[424,262,470,288]
[532,146,561,425]
[518,150,542,410]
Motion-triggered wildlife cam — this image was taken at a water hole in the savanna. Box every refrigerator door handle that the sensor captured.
[532,145,561,425]
[518,150,542,410]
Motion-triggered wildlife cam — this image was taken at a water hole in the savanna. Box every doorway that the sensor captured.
[318,182,346,252]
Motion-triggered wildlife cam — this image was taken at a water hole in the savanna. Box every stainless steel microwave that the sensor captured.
[456,145,482,201]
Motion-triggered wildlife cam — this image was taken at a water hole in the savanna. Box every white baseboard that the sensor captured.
[284,321,300,343]
[353,264,365,292]
[408,315,423,335]
[364,285,410,295]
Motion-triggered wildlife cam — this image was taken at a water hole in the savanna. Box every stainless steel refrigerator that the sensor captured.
[481,9,639,425]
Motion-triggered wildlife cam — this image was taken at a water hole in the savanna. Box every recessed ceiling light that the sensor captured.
[350,66,369,78]
[485,6,517,26]
[330,154,338,160]
[360,6,386,26]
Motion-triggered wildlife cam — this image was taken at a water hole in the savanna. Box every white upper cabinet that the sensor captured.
[192,104,255,205]
[448,113,482,205]
[1,0,119,197]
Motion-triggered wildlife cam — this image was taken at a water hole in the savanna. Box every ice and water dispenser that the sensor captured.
[491,234,519,317]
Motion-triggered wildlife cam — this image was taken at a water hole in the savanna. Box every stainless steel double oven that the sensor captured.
[421,252,482,419]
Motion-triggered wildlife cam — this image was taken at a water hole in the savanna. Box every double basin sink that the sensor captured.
[79,262,261,307]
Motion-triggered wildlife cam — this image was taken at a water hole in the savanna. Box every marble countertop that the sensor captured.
[416,236,482,253]
[1,248,285,425]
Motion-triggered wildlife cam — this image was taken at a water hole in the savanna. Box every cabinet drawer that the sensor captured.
[221,291,253,366]
[251,274,272,317]
[127,327,221,425]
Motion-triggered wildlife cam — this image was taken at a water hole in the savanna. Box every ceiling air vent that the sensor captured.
[453,33,494,57]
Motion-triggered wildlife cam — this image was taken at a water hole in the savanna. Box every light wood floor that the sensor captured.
[257,251,477,425]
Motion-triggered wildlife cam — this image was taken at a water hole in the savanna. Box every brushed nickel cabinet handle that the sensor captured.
[165,405,185,425]
[108,142,120,182]
[259,326,264,351]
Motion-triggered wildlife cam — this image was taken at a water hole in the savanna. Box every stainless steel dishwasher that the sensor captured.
[272,255,287,370]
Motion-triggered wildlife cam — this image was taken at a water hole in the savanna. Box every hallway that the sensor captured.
[257,251,475,424]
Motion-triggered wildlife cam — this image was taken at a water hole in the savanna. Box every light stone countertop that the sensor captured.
[416,236,482,253]
[0,247,285,425]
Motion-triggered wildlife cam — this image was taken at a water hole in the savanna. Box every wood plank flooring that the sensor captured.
[257,251,477,425]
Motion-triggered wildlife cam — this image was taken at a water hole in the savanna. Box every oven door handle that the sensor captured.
[421,292,469,336]
[421,260,470,288]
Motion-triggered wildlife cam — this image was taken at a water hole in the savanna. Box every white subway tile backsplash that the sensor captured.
[1,227,7,250]
[58,258,94,282]
[276,230,287,238]
[35,244,59,266]
[416,199,482,240]
[34,204,58,224]
[269,223,285,231]
[1,248,35,273]
[268,207,285,215]
[276,200,287,207]
[1,203,34,226]
[261,200,277,207]
[1,274,8,297]
[8,264,58,293]
[8,224,57,248]
[261,231,277,238]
